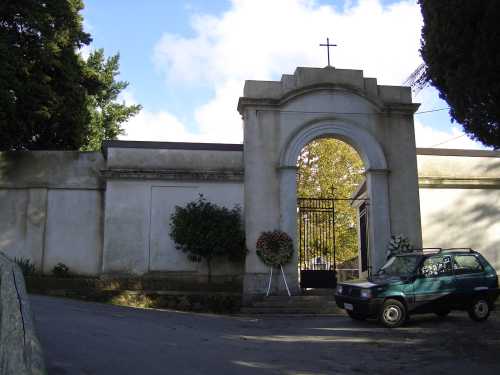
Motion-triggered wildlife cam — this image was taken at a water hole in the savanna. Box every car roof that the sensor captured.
[396,248,478,256]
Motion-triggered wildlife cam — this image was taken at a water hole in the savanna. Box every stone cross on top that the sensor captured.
[319,37,337,67]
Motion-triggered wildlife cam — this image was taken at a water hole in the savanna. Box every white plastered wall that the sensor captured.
[418,150,500,273]
[0,152,104,275]
[101,145,245,277]
[102,179,244,275]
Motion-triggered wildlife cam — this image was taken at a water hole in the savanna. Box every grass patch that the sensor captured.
[26,275,242,314]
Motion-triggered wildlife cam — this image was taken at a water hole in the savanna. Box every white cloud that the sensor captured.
[124,0,482,149]
[149,0,421,142]
[78,44,92,60]
[154,0,422,86]
[194,80,244,143]
[120,110,200,142]
[118,90,200,142]
[149,0,424,144]
[414,121,485,150]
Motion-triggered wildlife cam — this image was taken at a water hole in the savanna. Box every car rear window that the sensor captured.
[454,255,484,275]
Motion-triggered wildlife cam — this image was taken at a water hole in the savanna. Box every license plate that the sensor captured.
[344,303,353,311]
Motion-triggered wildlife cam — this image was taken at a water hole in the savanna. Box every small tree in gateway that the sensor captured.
[169,195,247,282]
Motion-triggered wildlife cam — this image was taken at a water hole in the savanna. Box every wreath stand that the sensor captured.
[265,264,291,297]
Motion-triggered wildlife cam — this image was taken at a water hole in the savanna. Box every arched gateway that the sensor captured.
[238,67,422,299]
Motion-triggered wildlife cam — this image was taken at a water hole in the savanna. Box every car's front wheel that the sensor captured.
[379,299,406,328]
[468,298,491,322]
[347,310,367,321]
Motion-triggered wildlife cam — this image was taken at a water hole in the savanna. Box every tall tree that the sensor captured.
[297,139,365,262]
[0,1,140,151]
[418,0,500,149]
[0,0,93,150]
[81,49,141,151]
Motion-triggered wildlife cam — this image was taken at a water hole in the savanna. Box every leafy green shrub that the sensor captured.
[14,257,36,277]
[170,195,247,282]
[52,263,70,278]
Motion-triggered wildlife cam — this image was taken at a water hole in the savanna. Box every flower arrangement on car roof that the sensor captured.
[386,234,412,259]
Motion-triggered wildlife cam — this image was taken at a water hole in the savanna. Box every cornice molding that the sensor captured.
[419,176,500,189]
[101,169,244,182]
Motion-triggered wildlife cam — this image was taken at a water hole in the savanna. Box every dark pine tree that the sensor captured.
[0,0,140,151]
[419,0,500,149]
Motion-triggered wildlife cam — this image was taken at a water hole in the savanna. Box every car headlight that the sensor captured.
[336,285,343,295]
[360,288,372,299]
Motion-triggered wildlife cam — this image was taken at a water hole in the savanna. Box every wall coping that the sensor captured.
[102,140,243,158]
[417,148,500,158]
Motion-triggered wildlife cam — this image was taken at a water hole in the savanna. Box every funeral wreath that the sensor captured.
[256,230,294,267]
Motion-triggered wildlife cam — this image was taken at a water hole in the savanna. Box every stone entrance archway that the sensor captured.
[283,122,389,287]
[238,67,422,299]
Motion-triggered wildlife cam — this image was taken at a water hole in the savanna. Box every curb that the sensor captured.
[0,253,47,375]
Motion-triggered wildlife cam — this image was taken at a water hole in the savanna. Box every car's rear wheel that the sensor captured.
[347,310,367,321]
[379,299,406,328]
[468,298,490,322]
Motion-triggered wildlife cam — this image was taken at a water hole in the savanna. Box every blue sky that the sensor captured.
[81,0,483,149]
[83,0,229,116]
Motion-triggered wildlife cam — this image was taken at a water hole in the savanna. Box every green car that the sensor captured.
[335,248,500,328]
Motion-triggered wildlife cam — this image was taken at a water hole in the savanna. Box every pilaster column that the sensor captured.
[279,165,300,294]
[366,168,391,272]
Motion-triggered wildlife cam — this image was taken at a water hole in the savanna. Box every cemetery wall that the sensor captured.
[1,144,498,278]
[0,144,245,278]
[0,151,105,275]
[417,148,500,272]
[101,142,245,277]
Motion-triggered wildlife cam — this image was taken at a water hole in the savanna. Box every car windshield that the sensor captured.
[376,255,421,277]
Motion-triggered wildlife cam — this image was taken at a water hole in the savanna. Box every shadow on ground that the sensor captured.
[31,295,500,375]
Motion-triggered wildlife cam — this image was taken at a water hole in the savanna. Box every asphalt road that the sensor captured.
[31,295,500,375]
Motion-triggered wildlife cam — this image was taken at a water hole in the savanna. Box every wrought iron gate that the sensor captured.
[298,198,337,289]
